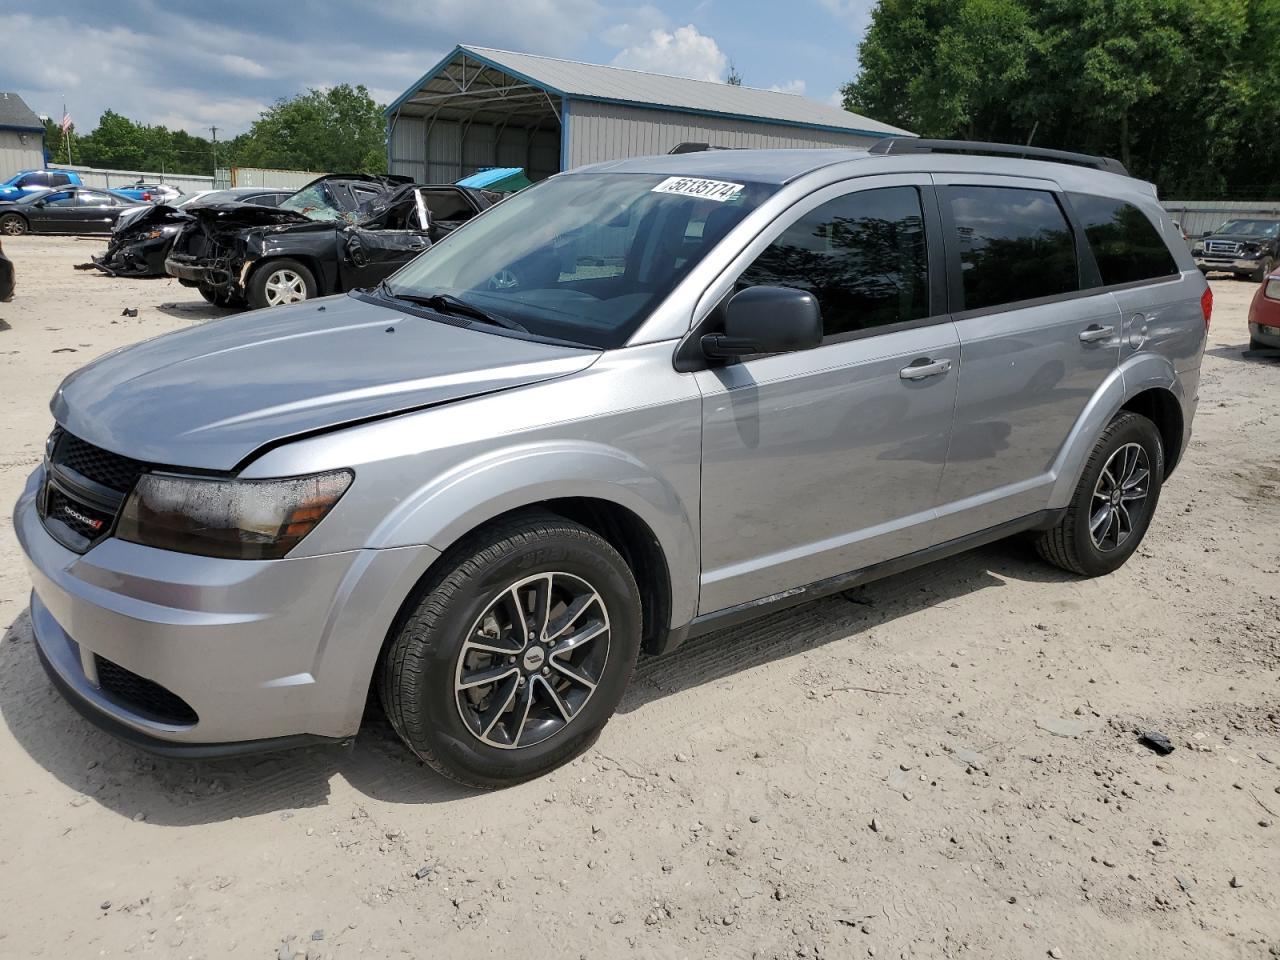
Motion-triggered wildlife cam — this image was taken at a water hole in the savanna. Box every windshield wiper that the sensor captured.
[376,281,527,332]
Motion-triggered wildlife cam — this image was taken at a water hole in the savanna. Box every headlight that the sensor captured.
[1192,245,1204,255]
[1266,277,1280,301]
[117,470,353,560]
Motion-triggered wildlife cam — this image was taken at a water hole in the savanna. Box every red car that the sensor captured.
[1248,268,1280,350]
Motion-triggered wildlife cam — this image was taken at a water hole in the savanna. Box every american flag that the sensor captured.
[59,112,72,134]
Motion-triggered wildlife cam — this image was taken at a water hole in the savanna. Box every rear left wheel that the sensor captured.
[1035,411,1164,577]
[378,513,642,789]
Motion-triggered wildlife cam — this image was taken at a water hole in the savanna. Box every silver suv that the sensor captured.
[16,140,1208,787]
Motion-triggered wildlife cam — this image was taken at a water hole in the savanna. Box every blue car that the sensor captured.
[0,169,82,202]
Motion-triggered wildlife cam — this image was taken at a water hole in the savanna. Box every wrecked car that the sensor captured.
[87,188,293,279]
[164,174,492,308]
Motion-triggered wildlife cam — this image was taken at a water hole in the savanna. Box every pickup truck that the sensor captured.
[1191,218,1280,281]
[0,169,82,201]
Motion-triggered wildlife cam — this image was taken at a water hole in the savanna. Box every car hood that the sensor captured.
[51,293,600,471]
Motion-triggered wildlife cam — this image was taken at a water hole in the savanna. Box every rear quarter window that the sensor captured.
[1068,193,1179,285]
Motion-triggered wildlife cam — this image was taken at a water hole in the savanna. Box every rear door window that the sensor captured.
[738,185,931,339]
[1068,193,1179,285]
[944,186,1078,312]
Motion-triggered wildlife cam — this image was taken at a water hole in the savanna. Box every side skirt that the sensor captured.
[659,509,1064,653]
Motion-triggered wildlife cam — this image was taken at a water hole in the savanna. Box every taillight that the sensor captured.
[142,192,152,201]
[1200,286,1213,331]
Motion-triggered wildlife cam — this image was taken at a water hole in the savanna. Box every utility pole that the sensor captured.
[209,126,218,178]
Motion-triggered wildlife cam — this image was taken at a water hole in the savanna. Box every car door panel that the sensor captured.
[342,229,430,289]
[30,191,80,231]
[932,293,1123,540]
[696,323,960,613]
[693,175,957,616]
[77,192,121,233]
[930,174,1123,542]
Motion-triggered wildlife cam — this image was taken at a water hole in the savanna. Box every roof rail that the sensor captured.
[668,142,740,154]
[868,138,1128,176]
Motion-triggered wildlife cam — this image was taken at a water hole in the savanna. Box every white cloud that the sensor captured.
[816,0,877,30]
[610,24,727,82]
[769,79,807,96]
[826,90,845,107]
[601,4,668,48]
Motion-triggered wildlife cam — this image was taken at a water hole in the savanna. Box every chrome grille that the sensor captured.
[1205,239,1241,255]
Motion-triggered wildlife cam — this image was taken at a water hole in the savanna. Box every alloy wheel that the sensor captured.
[454,572,610,750]
[1,217,25,236]
[1089,442,1150,552]
[263,268,308,305]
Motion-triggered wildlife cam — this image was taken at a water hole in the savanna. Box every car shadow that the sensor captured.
[1205,342,1280,365]
[154,299,239,322]
[0,537,1076,823]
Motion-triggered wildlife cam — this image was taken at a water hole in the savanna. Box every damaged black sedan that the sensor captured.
[88,187,293,279]
[164,174,493,309]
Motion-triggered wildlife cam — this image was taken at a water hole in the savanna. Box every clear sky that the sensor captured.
[0,0,876,136]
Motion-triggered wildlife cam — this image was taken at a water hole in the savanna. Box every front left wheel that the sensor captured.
[378,513,642,789]
[247,259,317,309]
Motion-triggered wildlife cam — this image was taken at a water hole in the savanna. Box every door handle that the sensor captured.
[1078,324,1115,343]
[899,357,952,381]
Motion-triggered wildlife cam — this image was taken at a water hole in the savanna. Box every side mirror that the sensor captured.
[702,286,822,360]
[1200,231,1212,238]
[32,199,45,208]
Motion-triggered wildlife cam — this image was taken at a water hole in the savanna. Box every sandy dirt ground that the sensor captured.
[0,235,1277,960]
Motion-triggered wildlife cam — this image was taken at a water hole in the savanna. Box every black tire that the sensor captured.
[1251,337,1272,351]
[0,214,28,236]
[246,258,317,310]
[1035,412,1164,577]
[197,284,244,309]
[378,512,642,789]
[1254,256,1275,282]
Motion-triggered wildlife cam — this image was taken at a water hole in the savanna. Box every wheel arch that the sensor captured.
[1119,386,1185,478]
[380,497,676,663]
[1048,355,1188,507]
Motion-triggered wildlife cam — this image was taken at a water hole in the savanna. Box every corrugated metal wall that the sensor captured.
[0,131,46,180]
[1161,199,1280,239]
[566,101,881,169]
[49,163,213,194]
[389,115,560,183]
[228,167,324,190]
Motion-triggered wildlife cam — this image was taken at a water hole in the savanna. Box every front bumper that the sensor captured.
[14,467,437,754]
[1250,321,1280,348]
[164,253,230,288]
[1195,256,1263,274]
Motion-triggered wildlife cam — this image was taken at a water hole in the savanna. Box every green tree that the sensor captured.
[843,0,1272,197]
[229,84,387,173]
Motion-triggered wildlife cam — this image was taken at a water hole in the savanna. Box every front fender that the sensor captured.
[366,440,700,629]
[1047,352,1183,508]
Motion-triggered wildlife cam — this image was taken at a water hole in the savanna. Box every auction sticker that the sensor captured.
[651,176,745,202]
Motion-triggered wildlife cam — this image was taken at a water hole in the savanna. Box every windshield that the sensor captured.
[385,172,775,348]
[280,182,349,222]
[1216,219,1280,237]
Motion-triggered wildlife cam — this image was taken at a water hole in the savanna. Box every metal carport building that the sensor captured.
[385,45,913,183]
